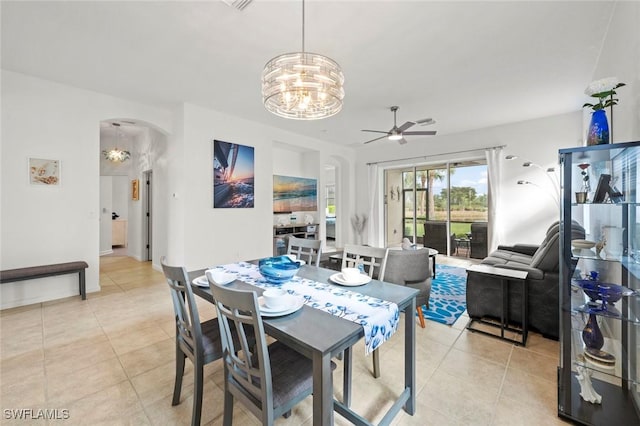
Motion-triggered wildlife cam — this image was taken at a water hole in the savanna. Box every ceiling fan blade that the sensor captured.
[398,138,408,145]
[363,135,389,144]
[397,121,416,132]
[403,130,437,136]
[414,118,435,126]
[361,129,391,134]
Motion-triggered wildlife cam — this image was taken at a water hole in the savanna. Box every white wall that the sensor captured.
[167,103,354,271]
[354,3,639,250]
[356,111,583,247]
[112,176,129,221]
[588,1,639,143]
[1,71,172,309]
[271,146,321,227]
[99,177,113,254]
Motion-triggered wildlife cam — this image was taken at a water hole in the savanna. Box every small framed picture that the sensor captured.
[592,174,611,203]
[29,158,60,185]
[131,179,140,201]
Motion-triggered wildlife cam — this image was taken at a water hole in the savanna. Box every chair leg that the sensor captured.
[417,306,426,328]
[283,410,292,418]
[172,348,186,406]
[223,388,233,426]
[372,348,381,378]
[192,359,204,426]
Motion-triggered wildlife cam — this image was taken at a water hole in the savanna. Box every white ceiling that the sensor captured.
[1,1,617,146]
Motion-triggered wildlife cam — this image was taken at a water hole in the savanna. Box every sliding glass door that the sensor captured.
[385,160,488,256]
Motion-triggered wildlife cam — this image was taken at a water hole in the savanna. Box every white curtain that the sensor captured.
[485,147,503,252]
[367,163,380,247]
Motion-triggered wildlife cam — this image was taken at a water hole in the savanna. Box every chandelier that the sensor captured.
[102,123,131,162]
[261,0,344,120]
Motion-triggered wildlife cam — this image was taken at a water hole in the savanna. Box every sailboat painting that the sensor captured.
[213,140,255,208]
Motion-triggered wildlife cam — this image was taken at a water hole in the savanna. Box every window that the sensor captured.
[325,184,335,217]
[386,161,487,255]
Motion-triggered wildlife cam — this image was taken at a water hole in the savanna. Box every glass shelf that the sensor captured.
[568,286,640,324]
[560,141,640,425]
[569,328,624,381]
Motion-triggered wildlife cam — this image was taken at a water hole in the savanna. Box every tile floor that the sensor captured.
[0,255,571,425]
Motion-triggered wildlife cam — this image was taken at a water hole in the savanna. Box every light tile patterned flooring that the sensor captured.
[0,255,571,425]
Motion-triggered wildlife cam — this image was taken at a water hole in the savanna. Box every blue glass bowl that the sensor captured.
[573,279,635,303]
[258,256,301,284]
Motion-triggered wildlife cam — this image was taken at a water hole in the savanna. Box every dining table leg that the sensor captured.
[313,351,334,425]
[342,346,352,407]
[404,297,416,414]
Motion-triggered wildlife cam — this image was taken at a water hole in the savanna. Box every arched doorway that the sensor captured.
[99,118,168,264]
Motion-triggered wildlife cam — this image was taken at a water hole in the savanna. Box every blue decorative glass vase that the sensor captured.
[586,109,610,146]
[582,314,604,350]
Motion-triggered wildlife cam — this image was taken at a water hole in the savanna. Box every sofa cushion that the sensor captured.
[530,233,560,272]
[481,250,533,266]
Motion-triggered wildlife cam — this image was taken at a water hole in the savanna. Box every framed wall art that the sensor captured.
[131,179,140,201]
[213,139,255,208]
[273,175,318,213]
[29,158,60,185]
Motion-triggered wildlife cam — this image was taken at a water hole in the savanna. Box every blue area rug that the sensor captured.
[420,264,467,325]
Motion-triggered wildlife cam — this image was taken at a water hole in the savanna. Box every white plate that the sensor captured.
[205,270,238,285]
[258,295,305,317]
[192,275,210,287]
[329,272,372,286]
[572,239,596,249]
[284,255,306,266]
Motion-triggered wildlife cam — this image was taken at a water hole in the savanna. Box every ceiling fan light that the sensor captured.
[388,133,403,141]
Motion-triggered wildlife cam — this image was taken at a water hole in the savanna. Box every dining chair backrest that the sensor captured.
[287,236,323,267]
[161,256,204,361]
[209,284,274,419]
[341,244,389,279]
[384,249,432,305]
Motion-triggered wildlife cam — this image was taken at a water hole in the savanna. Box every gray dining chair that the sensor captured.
[161,256,242,426]
[384,249,432,329]
[340,244,389,378]
[286,236,323,267]
[209,283,332,425]
[341,244,389,279]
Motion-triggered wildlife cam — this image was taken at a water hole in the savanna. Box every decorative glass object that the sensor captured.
[102,122,131,162]
[258,256,301,283]
[261,0,344,120]
[587,109,610,146]
[602,226,625,258]
[582,313,604,350]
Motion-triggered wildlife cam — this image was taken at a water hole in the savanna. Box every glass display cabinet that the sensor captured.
[558,141,640,425]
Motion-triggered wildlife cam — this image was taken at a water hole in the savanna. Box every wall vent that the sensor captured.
[221,0,253,11]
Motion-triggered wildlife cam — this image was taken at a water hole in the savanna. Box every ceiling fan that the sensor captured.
[362,106,436,145]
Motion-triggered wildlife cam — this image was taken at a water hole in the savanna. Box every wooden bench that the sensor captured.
[0,261,89,300]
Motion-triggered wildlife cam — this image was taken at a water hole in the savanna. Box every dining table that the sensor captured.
[189,263,418,426]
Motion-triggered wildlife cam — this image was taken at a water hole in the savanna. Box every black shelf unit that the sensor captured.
[558,141,640,425]
[273,224,318,256]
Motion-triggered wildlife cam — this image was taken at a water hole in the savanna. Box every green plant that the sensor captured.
[582,77,626,111]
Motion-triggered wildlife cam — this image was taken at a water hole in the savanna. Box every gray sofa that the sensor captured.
[466,221,585,339]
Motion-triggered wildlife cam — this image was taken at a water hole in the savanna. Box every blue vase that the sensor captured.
[587,109,610,146]
[582,314,604,350]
